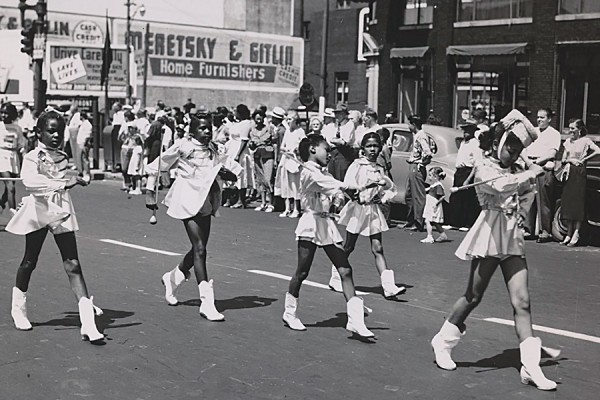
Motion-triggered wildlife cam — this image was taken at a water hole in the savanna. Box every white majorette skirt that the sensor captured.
[338,202,388,236]
[6,191,78,235]
[455,209,525,261]
[295,211,344,246]
[0,148,20,174]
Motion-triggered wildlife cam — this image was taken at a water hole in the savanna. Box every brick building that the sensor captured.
[369,0,600,133]
[301,0,371,111]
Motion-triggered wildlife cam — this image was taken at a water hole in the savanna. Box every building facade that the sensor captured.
[370,0,600,133]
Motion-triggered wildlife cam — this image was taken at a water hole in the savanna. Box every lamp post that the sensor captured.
[125,1,145,105]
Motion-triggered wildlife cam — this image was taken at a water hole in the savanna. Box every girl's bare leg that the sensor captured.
[54,232,89,300]
[15,229,48,292]
[324,244,357,301]
[343,232,359,257]
[500,256,533,341]
[447,258,499,329]
[182,214,212,283]
[288,240,317,297]
[0,172,16,209]
[369,233,388,275]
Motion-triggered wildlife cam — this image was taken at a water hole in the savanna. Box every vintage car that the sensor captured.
[551,134,600,242]
[384,123,461,205]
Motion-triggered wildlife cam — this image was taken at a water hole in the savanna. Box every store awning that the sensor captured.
[446,43,528,56]
[390,46,429,59]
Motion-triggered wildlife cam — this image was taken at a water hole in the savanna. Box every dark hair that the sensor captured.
[479,123,503,152]
[472,109,487,121]
[36,109,66,133]
[429,166,446,180]
[376,127,391,142]
[189,114,212,132]
[251,109,265,120]
[0,102,18,123]
[124,110,135,122]
[408,115,422,129]
[538,108,553,119]
[364,108,378,121]
[298,134,327,162]
[216,106,229,115]
[236,104,251,120]
[134,135,143,146]
[80,111,89,120]
[569,118,587,137]
[361,131,383,148]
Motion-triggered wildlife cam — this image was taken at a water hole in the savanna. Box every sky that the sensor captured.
[0,0,225,28]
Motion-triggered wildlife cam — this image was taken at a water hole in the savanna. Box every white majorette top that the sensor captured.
[146,137,241,220]
[294,160,347,246]
[6,143,77,235]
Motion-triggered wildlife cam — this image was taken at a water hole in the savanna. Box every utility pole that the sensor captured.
[19,0,47,115]
[126,0,132,105]
[320,0,329,100]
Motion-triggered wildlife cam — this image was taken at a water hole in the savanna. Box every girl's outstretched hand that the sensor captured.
[65,176,89,189]
[145,190,158,210]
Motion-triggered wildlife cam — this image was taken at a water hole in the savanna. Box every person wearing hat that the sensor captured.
[403,115,432,231]
[321,107,336,142]
[432,110,560,392]
[270,106,287,163]
[448,118,483,230]
[324,102,356,181]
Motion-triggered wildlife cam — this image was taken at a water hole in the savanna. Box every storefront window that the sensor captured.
[404,0,433,25]
[559,0,600,14]
[457,0,532,22]
[335,72,349,104]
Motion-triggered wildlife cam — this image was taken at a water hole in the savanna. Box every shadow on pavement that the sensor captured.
[455,348,564,372]
[179,295,277,311]
[33,308,140,333]
[355,284,413,300]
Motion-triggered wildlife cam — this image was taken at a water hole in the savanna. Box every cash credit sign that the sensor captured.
[116,21,303,93]
[46,42,131,97]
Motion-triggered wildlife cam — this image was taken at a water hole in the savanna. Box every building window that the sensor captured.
[457,0,533,22]
[559,0,600,14]
[336,0,351,9]
[302,21,310,40]
[404,0,433,25]
[335,72,349,104]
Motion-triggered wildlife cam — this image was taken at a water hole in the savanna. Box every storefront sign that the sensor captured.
[72,20,104,45]
[115,21,303,92]
[46,43,130,97]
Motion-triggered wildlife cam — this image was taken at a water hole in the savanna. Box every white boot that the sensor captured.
[198,280,225,321]
[78,297,104,342]
[11,287,33,331]
[346,297,374,338]
[431,320,464,370]
[282,292,306,331]
[161,266,187,306]
[328,265,343,293]
[520,337,557,391]
[380,270,406,298]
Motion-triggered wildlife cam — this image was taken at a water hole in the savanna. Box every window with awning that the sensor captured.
[446,43,527,56]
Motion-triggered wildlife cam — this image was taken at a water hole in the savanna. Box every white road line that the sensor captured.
[249,269,369,296]
[99,239,183,256]
[483,317,600,344]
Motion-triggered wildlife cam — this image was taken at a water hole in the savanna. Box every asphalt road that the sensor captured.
[1,179,599,400]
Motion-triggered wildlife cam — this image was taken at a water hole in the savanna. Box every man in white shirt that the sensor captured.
[321,107,336,141]
[449,118,482,230]
[355,108,382,147]
[66,103,81,168]
[325,102,356,180]
[524,108,561,242]
[76,111,93,180]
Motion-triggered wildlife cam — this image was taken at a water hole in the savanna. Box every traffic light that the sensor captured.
[20,23,35,56]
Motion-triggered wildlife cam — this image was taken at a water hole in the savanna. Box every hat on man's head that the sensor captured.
[323,107,335,118]
[271,106,286,120]
[123,104,133,110]
[195,105,209,116]
[334,102,348,113]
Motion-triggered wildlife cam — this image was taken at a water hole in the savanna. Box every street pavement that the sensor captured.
[1,179,599,400]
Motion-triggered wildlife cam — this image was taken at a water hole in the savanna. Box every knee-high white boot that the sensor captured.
[78,297,104,342]
[198,280,225,321]
[282,292,306,331]
[346,297,374,338]
[520,337,557,391]
[11,287,33,331]
[161,265,187,306]
[328,265,343,293]
[431,320,464,370]
[380,270,406,298]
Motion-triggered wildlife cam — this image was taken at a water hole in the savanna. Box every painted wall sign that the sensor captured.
[116,20,303,93]
[72,20,104,45]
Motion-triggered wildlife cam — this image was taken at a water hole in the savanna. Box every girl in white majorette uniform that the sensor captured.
[282,135,374,338]
[146,115,240,322]
[6,109,104,343]
[329,132,406,299]
[431,110,560,391]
